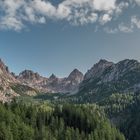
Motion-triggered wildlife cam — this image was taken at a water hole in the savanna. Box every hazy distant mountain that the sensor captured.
[17,70,46,90]
[17,68,84,93]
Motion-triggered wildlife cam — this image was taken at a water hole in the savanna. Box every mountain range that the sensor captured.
[0,59,84,102]
[1,58,140,102]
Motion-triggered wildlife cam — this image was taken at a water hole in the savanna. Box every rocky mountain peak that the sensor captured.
[84,59,114,80]
[0,59,19,102]
[18,70,41,81]
[117,59,139,68]
[68,69,83,82]
[69,68,82,75]
[0,59,16,82]
[96,59,114,66]
[0,59,9,74]
[98,59,110,64]
[49,74,57,80]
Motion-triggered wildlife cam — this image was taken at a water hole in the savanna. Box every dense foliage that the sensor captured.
[99,93,135,117]
[31,91,140,140]
[120,95,140,140]
[0,101,125,140]
[98,92,140,140]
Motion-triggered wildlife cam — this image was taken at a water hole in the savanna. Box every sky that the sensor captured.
[0,0,140,77]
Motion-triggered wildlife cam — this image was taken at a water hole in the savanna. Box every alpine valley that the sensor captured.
[1,58,140,140]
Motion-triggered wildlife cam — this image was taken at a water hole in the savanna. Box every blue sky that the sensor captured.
[0,0,140,77]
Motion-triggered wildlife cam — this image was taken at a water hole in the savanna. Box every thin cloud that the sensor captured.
[0,0,140,33]
[131,16,140,28]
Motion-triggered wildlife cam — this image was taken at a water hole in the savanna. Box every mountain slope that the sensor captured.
[75,59,140,102]
[0,59,39,102]
[0,59,19,102]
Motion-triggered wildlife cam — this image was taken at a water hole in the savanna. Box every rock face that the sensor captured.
[0,59,19,102]
[78,59,140,102]
[18,70,45,86]
[64,69,84,92]
[84,59,114,81]
[0,59,39,102]
[68,69,84,83]
[17,69,84,93]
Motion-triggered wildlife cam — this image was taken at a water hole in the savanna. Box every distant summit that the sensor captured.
[49,74,57,80]
[18,70,44,81]
[16,68,84,93]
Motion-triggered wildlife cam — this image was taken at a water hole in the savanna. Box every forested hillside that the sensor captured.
[0,101,125,140]
[33,91,140,140]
